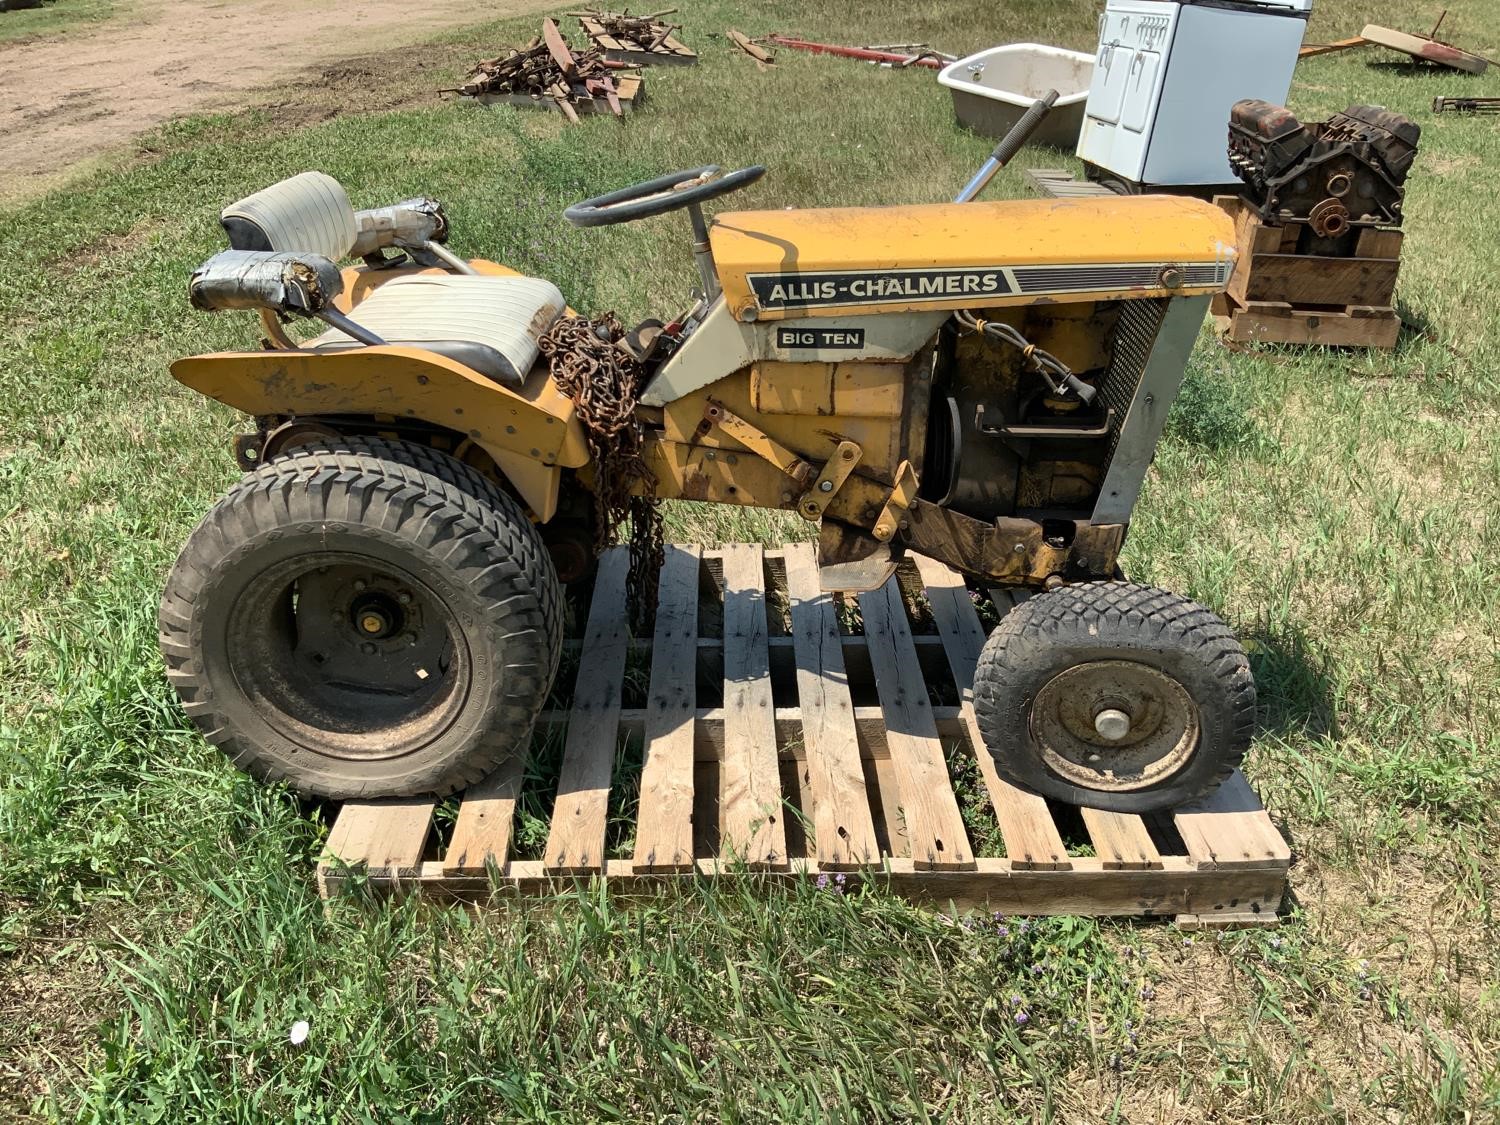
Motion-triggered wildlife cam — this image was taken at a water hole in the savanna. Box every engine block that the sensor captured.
[1227,100,1420,255]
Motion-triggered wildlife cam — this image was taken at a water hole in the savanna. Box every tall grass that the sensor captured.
[2,0,1499,1119]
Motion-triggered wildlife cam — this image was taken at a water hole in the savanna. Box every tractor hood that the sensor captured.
[709,195,1236,321]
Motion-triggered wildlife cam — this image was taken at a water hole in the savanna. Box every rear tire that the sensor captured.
[972,582,1254,813]
[159,438,561,799]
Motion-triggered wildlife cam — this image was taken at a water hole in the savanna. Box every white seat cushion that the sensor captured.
[222,171,359,261]
[308,273,567,385]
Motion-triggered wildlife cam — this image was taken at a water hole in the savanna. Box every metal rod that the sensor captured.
[422,240,482,276]
[686,202,721,301]
[765,34,946,70]
[316,307,387,347]
[955,89,1059,203]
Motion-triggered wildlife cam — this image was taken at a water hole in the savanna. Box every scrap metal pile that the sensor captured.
[1228,100,1420,256]
[452,18,638,120]
[572,7,695,65]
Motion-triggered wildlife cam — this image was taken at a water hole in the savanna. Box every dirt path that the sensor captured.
[0,0,547,203]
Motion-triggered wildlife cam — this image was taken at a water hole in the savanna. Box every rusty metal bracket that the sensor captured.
[702,400,814,486]
[797,440,863,521]
[871,461,919,541]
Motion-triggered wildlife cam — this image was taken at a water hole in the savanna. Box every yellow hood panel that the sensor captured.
[710,194,1236,320]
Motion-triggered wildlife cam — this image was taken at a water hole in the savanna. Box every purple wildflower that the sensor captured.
[816,873,830,890]
[1014,1011,1029,1026]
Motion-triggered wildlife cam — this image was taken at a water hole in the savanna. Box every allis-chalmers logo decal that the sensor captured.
[748,267,1013,310]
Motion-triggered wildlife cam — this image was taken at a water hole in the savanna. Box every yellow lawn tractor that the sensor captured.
[161,156,1252,813]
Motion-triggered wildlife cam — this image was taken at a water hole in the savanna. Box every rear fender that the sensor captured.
[171,346,588,521]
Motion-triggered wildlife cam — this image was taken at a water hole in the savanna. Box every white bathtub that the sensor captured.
[938,44,1095,149]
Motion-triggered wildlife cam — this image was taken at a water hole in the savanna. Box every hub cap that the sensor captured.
[227,551,471,761]
[1029,660,1199,792]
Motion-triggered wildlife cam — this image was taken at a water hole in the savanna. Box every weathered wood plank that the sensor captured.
[1174,771,1292,870]
[783,543,879,867]
[918,556,1070,870]
[718,543,788,867]
[633,545,702,872]
[443,757,523,875]
[326,855,1286,923]
[324,798,433,878]
[857,577,974,870]
[1231,252,1400,309]
[543,548,631,873]
[1080,807,1163,870]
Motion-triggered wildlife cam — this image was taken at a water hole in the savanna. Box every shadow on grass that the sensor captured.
[1243,621,1338,742]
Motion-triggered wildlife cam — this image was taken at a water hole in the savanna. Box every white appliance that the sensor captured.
[1077,0,1312,188]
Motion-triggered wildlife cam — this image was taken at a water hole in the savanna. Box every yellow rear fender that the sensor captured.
[171,346,588,521]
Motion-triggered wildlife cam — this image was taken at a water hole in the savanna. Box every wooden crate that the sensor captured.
[318,544,1290,927]
[1214,194,1404,348]
[580,16,697,67]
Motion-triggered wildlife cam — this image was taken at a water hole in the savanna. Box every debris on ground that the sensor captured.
[573,8,697,66]
[1361,18,1490,75]
[1433,95,1500,114]
[1299,35,1369,58]
[764,34,955,70]
[447,17,643,120]
[727,29,775,70]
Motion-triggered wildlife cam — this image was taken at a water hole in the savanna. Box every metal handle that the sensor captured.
[954,89,1060,203]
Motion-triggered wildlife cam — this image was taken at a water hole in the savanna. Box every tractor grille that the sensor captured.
[1010,262,1227,295]
[1097,297,1169,476]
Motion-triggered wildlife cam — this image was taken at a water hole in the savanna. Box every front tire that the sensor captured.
[159,438,561,799]
[972,582,1254,813]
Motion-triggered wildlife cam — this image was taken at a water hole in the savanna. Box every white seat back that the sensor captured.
[221,171,359,261]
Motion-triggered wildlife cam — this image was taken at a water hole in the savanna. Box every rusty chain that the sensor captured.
[539,313,663,627]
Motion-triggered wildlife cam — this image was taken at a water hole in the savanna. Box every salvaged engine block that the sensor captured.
[1228,100,1420,255]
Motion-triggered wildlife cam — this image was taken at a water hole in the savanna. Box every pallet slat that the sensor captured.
[916,556,1069,870]
[443,757,523,875]
[633,545,702,872]
[1174,771,1291,869]
[858,578,973,870]
[784,543,880,867]
[1081,807,1164,870]
[719,544,789,867]
[543,548,631,873]
[324,798,434,879]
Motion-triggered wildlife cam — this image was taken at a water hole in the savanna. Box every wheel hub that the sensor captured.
[1030,660,1199,792]
[227,552,468,762]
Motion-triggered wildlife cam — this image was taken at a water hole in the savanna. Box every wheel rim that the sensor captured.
[227,551,472,761]
[1029,660,1199,792]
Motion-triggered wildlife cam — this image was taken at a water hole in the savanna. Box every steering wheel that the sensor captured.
[564,164,766,228]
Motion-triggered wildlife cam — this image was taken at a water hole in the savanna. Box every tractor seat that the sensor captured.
[305,273,566,387]
[219,171,565,387]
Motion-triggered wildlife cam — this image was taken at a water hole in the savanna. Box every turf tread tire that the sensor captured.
[160,438,562,799]
[972,581,1254,812]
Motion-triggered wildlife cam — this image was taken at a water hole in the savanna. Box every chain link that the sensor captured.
[538,313,664,628]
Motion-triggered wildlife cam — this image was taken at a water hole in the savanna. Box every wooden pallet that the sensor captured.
[579,16,697,67]
[318,544,1290,926]
[1212,194,1404,348]
[1023,168,1120,199]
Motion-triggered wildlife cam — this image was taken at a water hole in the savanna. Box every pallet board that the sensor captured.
[319,544,1290,926]
[1023,168,1120,199]
[466,73,644,116]
[579,16,697,67]
[1213,195,1404,348]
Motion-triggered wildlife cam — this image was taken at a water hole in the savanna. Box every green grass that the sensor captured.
[3,0,1500,1119]
[0,0,119,44]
